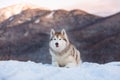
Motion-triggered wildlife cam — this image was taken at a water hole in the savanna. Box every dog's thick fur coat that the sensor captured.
[49,29,81,68]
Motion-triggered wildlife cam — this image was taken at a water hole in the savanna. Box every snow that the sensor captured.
[34,19,40,23]
[0,60,120,80]
[9,17,14,21]
[45,11,55,18]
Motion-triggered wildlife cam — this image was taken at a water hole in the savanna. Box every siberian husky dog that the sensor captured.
[49,29,81,68]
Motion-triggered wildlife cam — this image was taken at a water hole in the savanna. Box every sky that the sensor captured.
[0,0,120,16]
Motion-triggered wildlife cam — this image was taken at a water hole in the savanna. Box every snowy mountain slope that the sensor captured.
[0,60,120,80]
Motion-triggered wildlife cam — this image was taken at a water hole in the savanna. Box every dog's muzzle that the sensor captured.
[55,43,59,47]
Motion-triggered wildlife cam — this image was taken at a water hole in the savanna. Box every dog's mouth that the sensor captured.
[56,45,59,47]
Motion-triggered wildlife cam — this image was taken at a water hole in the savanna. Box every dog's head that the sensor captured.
[49,29,70,52]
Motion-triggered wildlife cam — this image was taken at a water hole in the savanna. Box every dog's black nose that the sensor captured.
[55,43,59,46]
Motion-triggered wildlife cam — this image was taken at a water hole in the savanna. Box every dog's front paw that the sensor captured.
[65,63,77,68]
[52,62,59,67]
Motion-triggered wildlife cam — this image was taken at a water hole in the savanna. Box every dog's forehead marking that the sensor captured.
[54,32,67,42]
[50,32,62,40]
[50,32,67,42]
[55,32,63,38]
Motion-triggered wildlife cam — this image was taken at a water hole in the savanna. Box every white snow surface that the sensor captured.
[0,60,120,80]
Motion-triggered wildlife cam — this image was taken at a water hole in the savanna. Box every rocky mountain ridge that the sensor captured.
[0,3,47,23]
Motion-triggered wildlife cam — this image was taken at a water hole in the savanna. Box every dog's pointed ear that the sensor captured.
[61,29,66,36]
[50,29,55,38]
[61,29,69,42]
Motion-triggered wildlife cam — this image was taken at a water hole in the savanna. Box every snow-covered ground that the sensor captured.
[0,60,120,80]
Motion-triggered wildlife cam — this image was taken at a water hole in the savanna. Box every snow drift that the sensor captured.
[0,60,120,80]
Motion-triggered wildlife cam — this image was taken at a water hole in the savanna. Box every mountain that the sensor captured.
[0,3,47,23]
[71,12,120,63]
[0,4,120,64]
